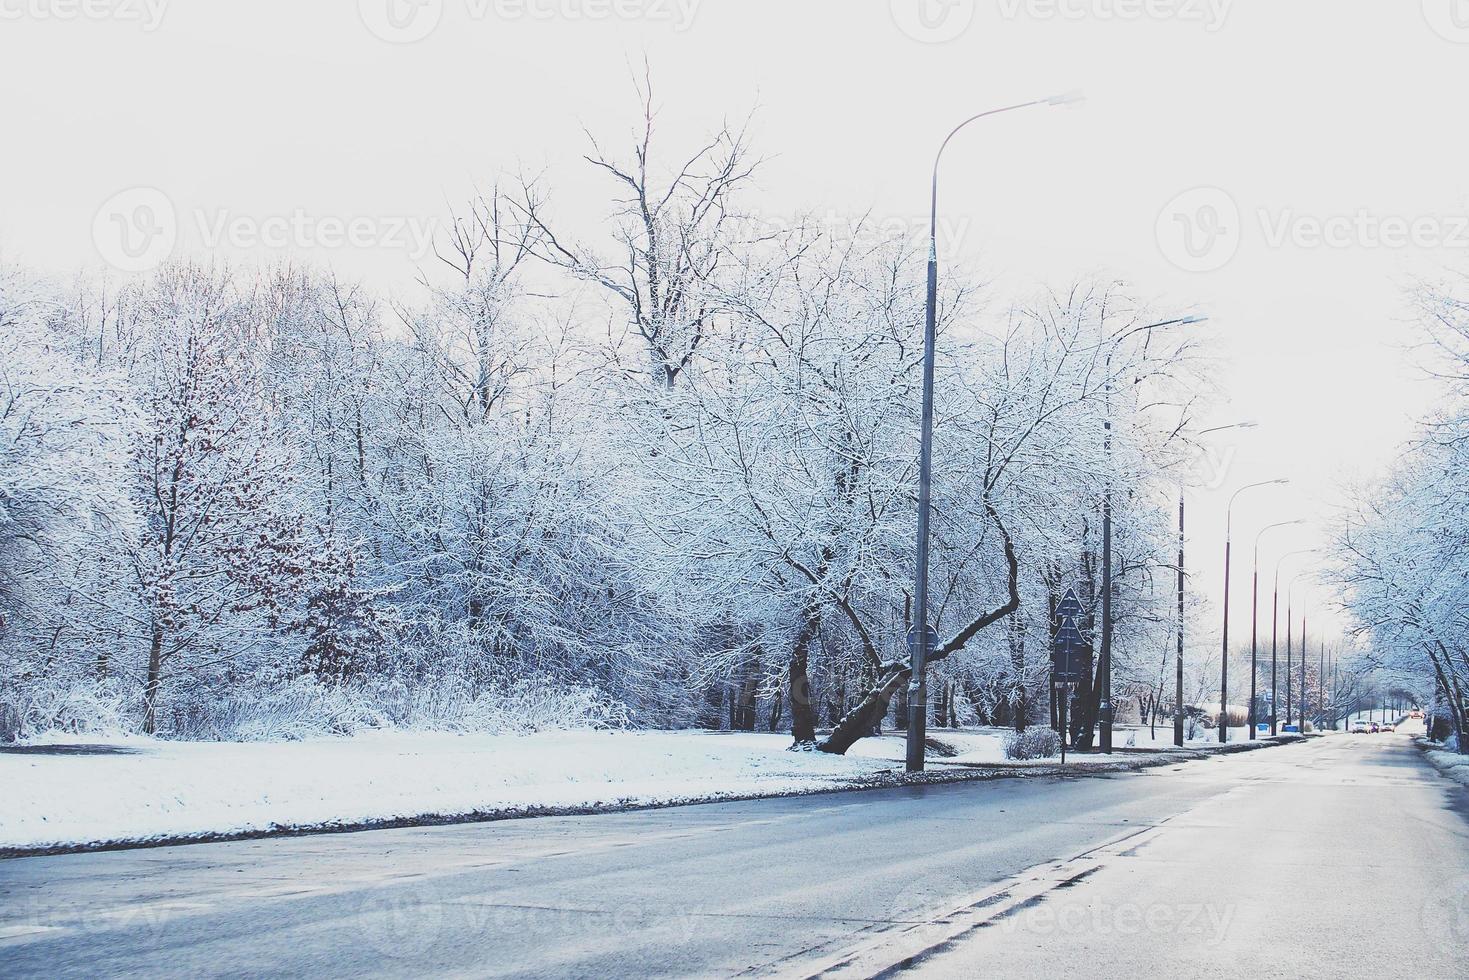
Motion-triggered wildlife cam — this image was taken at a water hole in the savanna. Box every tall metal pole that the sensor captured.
[1249,521,1301,740]
[1250,561,1258,738]
[1175,489,1185,747]
[1100,373,1114,754]
[1285,592,1294,727]
[1300,609,1308,732]
[1271,550,1310,736]
[1271,569,1280,735]
[1220,480,1286,743]
[1269,567,1280,734]
[1219,535,1231,743]
[1322,640,1333,731]
[906,169,940,773]
[906,97,1072,773]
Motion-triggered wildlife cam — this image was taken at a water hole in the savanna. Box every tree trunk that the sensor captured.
[788,600,822,746]
[818,663,911,754]
[142,622,165,735]
[731,657,760,731]
[1009,614,1027,733]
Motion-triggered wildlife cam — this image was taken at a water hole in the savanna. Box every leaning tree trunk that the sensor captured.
[816,498,1022,755]
[818,663,912,754]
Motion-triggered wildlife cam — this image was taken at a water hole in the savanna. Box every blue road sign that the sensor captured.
[907,624,939,662]
[1052,588,1089,683]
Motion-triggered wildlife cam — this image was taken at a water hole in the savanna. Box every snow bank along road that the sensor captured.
[1,736,1464,978]
[0,728,1244,853]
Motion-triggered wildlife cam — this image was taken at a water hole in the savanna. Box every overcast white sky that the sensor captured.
[4,0,1466,661]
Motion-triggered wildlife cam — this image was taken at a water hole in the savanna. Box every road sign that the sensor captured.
[907,624,938,663]
[1052,588,1089,683]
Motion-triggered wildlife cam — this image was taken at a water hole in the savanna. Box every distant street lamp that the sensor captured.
[1219,479,1289,742]
[907,92,1082,773]
[1251,520,1304,738]
[1174,421,1256,748]
[1098,314,1206,754]
[1271,548,1313,735]
[1285,572,1309,727]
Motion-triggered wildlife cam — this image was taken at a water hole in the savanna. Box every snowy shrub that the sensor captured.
[0,677,136,742]
[1004,727,1062,760]
[362,675,631,734]
[166,675,382,741]
[156,673,630,741]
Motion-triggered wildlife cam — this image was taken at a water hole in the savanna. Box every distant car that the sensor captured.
[1352,720,1371,733]
[1410,710,1424,719]
[1380,722,1396,733]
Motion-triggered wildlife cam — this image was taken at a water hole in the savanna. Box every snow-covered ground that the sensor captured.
[1,729,1031,852]
[1119,725,1251,748]
[3,723,1281,852]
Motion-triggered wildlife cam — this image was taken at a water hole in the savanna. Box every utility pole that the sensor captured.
[1271,550,1310,735]
[1220,480,1288,742]
[1175,490,1185,747]
[1252,521,1302,739]
[1285,596,1294,726]
[1173,422,1253,749]
[1101,405,1113,754]
[905,95,1080,772]
[1300,609,1308,732]
[1271,571,1280,735]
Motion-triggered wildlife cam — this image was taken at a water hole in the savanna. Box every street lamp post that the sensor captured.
[1097,315,1205,755]
[1285,573,1307,728]
[1219,479,1289,743]
[1270,548,1312,735]
[1300,609,1309,730]
[1251,520,1304,739]
[1322,640,1333,731]
[906,93,1081,773]
[1175,421,1256,748]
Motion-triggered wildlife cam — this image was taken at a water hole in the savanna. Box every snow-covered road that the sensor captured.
[3,734,1457,977]
[895,734,1469,978]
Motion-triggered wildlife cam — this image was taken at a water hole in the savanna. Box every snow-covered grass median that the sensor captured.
[1,729,1016,853]
[1,725,1295,853]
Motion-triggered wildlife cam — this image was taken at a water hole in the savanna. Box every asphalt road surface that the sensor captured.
[2,736,1466,978]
